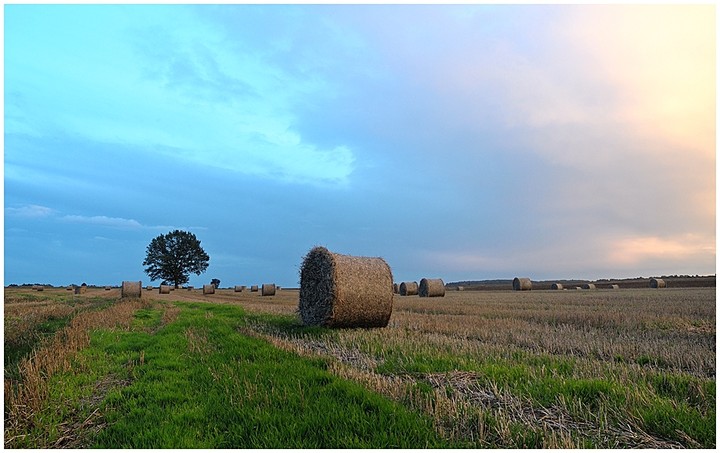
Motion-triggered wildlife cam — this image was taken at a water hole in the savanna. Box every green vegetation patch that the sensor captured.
[47,301,457,448]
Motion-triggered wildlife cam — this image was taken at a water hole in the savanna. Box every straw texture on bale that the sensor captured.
[550,283,563,290]
[74,286,87,295]
[234,285,245,292]
[419,278,445,297]
[299,246,394,328]
[203,284,215,295]
[457,286,464,291]
[121,281,142,298]
[262,283,276,296]
[611,284,620,289]
[582,283,596,290]
[512,277,532,291]
[649,278,666,288]
[159,285,171,294]
[250,285,259,292]
[399,281,418,296]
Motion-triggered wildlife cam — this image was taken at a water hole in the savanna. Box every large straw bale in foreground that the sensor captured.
[512,277,532,291]
[399,281,418,296]
[419,278,445,297]
[262,283,276,296]
[203,284,215,295]
[121,281,142,298]
[159,285,171,294]
[299,246,394,328]
[649,278,666,288]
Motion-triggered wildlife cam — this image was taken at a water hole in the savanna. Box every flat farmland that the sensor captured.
[4,286,715,448]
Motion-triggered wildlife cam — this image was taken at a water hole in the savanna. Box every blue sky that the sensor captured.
[4,4,716,287]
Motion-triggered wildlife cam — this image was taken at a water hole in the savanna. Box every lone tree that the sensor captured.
[143,230,210,289]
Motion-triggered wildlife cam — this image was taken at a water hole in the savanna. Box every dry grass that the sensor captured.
[230,287,715,447]
[4,291,147,446]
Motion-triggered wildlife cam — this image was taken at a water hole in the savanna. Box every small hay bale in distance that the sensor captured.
[456,286,464,291]
[299,246,394,328]
[512,277,532,291]
[261,283,276,296]
[104,286,111,291]
[187,286,194,291]
[74,286,87,295]
[649,278,666,288]
[66,286,74,291]
[399,281,418,296]
[611,284,620,290]
[203,284,215,295]
[582,283,596,290]
[250,285,259,292]
[551,283,563,290]
[159,285,171,294]
[121,281,142,298]
[146,285,153,291]
[419,278,445,297]
[234,285,245,292]
[393,283,399,294]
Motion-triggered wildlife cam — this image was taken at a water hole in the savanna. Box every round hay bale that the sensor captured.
[582,283,596,290]
[456,286,464,291]
[262,283,276,296]
[146,285,153,291]
[66,286,74,291]
[121,281,142,298]
[393,283,399,294]
[419,278,445,297]
[159,285,171,294]
[610,284,620,290]
[399,281,418,296]
[35,286,45,292]
[649,278,666,288]
[104,286,111,291]
[299,246,393,328]
[575,286,582,290]
[74,286,87,295]
[203,284,215,295]
[512,277,532,291]
[250,285,259,292]
[551,283,564,290]
[234,285,245,292]
[187,286,194,291]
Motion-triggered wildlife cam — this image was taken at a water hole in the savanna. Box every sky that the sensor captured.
[3,3,716,287]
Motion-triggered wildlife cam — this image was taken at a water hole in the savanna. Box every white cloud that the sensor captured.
[61,215,143,229]
[5,204,55,218]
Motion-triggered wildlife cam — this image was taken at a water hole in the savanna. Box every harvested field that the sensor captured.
[5,285,715,449]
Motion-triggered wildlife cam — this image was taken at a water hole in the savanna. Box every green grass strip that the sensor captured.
[78,302,459,448]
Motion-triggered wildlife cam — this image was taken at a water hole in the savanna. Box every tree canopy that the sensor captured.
[143,230,209,288]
